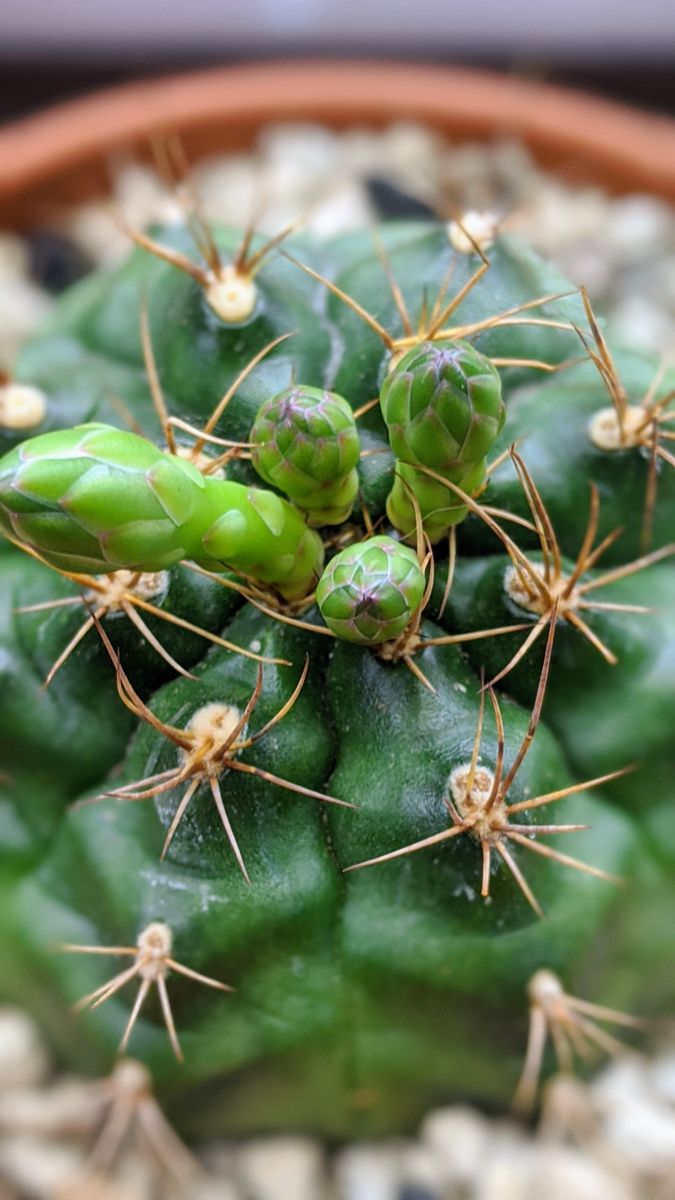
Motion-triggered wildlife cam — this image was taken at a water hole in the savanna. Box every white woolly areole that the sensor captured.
[503,561,548,614]
[528,967,564,1007]
[0,382,48,430]
[205,265,257,323]
[136,921,173,979]
[503,561,579,617]
[182,702,243,773]
[85,570,169,610]
[110,1057,152,1096]
[448,762,505,838]
[588,403,646,451]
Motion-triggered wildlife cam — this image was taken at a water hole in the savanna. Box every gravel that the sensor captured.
[1,1004,675,1198]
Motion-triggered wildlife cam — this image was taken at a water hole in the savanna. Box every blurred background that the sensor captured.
[1,0,675,121]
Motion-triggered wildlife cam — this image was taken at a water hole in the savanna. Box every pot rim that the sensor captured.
[1,58,674,227]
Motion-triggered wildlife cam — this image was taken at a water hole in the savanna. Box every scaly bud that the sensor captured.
[316,535,425,644]
[251,385,360,526]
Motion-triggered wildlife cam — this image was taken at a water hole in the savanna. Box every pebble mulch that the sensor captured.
[1,122,675,1199]
[1,1008,675,1199]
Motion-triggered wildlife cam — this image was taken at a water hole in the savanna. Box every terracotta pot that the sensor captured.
[1,59,674,229]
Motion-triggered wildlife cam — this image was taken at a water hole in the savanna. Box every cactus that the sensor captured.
[0,214,673,1146]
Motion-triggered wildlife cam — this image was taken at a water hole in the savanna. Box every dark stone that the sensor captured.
[366,178,437,221]
[27,232,95,294]
[398,1186,440,1200]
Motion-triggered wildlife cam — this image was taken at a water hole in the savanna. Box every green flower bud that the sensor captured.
[316,535,425,645]
[0,423,203,573]
[0,423,324,599]
[380,340,504,480]
[387,459,486,544]
[250,385,360,525]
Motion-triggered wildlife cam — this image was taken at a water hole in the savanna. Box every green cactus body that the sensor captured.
[0,423,324,598]
[0,556,134,827]
[250,384,360,525]
[476,352,675,564]
[316,535,425,644]
[0,611,642,1136]
[431,554,675,828]
[1,218,673,1141]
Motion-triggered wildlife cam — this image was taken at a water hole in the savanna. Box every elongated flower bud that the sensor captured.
[316,535,425,645]
[380,340,504,481]
[0,423,323,599]
[387,459,486,544]
[251,385,360,526]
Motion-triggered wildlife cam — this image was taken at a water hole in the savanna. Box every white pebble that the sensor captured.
[306,182,375,236]
[257,125,342,213]
[608,295,675,356]
[0,285,52,372]
[0,1134,82,1195]
[552,243,613,295]
[259,125,341,177]
[192,1177,241,1200]
[115,162,185,230]
[67,204,131,267]
[650,1052,675,1106]
[653,255,675,309]
[592,1055,651,1109]
[334,1142,404,1200]
[0,234,30,278]
[399,1142,439,1191]
[591,1057,675,1174]
[602,1097,675,1174]
[477,1153,530,1200]
[236,1136,326,1200]
[606,196,675,263]
[0,1009,49,1090]
[491,139,539,197]
[193,155,260,229]
[523,184,608,256]
[527,1145,632,1200]
[339,129,395,176]
[0,1077,100,1136]
[377,123,445,194]
[421,1105,489,1186]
